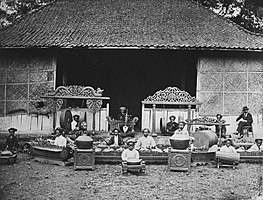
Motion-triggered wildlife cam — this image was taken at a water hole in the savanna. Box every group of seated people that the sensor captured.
[107,128,156,150]
[210,137,263,154]
[167,106,253,140]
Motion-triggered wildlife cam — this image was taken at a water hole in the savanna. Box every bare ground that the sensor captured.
[0,153,262,200]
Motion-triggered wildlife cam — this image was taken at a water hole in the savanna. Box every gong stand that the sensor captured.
[141,87,201,134]
[41,85,110,133]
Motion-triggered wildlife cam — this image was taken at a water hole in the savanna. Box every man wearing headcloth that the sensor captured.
[108,128,124,146]
[170,121,189,138]
[54,127,67,147]
[215,114,227,138]
[166,116,178,134]
[118,107,127,121]
[236,106,253,138]
[247,138,263,152]
[135,128,156,150]
[71,115,80,131]
[4,127,19,152]
[121,140,140,161]
[220,138,237,154]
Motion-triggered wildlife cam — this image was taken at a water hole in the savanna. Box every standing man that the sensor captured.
[236,106,253,138]
[215,114,227,138]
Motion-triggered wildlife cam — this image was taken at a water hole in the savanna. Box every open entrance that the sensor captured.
[56,49,198,130]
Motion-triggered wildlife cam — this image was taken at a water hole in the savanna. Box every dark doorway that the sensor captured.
[57,49,197,125]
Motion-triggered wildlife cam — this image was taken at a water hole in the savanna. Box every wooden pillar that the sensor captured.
[92,112,96,134]
[106,103,109,132]
[141,103,145,130]
[152,104,156,133]
[52,99,57,131]
[187,104,191,133]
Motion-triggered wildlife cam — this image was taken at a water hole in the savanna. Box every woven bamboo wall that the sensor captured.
[196,52,263,136]
[197,53,263,116]
[0,50,56,117]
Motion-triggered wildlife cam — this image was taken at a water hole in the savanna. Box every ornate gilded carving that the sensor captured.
[52,85,103,97]
[143,87,197,103]
[56,99,64,110]
[86,99,102,112]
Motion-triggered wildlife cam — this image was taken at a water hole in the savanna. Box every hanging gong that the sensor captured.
[60,110,73,132]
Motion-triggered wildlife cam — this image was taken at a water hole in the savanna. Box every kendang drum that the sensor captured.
[216,151,240,169]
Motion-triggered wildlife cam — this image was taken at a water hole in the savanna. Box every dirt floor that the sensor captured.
[0,153,262,200]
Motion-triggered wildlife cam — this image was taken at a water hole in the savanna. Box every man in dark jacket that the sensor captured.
[108,128,124,146]
[236,106,253,138]
[166,116,178,134]
[4,127,19,152]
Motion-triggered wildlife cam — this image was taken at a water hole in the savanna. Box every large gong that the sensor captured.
[60,110,73,132]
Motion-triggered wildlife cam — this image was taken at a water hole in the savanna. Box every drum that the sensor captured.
[216,151,240,164]
[192,130,218,148]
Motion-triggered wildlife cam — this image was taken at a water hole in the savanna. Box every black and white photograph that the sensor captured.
[0,0,263,199]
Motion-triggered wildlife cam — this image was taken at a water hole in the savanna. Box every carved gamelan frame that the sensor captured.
[141,87,201,133]
[41,85,110,132]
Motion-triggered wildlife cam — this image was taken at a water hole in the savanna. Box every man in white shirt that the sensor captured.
[54,129,67,147]
[71,115,80,131]
[135,128,156,150]
[121,140,140,161]
[247,138,263,152]
[220,139,237,154]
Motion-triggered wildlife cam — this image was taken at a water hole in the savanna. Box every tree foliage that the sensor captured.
[0,0,53,28]
[194,0,263,34]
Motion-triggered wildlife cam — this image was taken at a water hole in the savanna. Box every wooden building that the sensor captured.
[0,0,263,135]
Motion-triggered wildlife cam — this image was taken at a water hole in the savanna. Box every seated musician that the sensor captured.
[236,106,253,138]
[4,127,19,153]
[108,128,124,146]
[215,114,226,138]
[220,139,237,154]
[118,106,127,121]
[166,116,178,134]
[71,115,80,131]
[247,138,263,152]
[60,128,74,146]
[76,121,93,139]
[121,140,140,162]
[171,121,189,137]
[54,128,67,147]
[135,128,156,151]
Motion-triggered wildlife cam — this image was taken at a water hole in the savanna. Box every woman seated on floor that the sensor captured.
[220,138,237,154]
[247,138,263,152]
